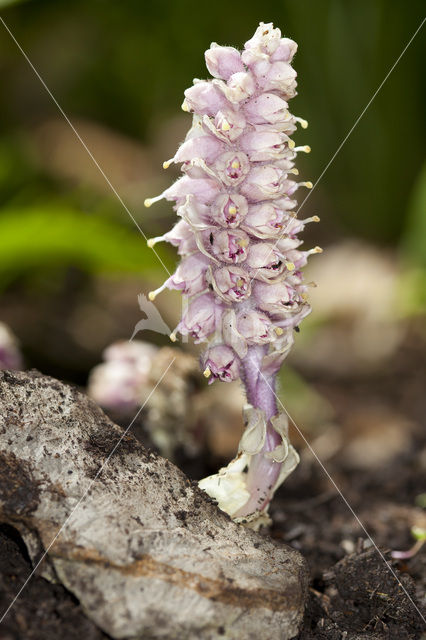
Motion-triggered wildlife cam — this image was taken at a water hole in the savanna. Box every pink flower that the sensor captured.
[211,229,250,263]
[202,344,240,383]
[240,128,293,162]
[172,134,224,165]
[203,109,246,142]
[242,202,287,238]
[243,23,283,64]
[214,151,250,186]
[210,193,248,227]
[259,61,297,96]
[165,253,210,295]
[205,45,245,80]
[214,72,256,103]
[184,81,230,115]
[271,38,298,63]
[240,165,287,201]
[210,265,252,302]
[145,22,320,525]
[88,341,157,410]
[244,93,289,125]
[237,310,276,344]
[246,243,286,280]
[177,293,224,343]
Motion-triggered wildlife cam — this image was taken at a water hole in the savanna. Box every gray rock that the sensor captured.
[0,370,308,639]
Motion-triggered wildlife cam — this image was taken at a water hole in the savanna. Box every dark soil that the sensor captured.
[269,330,426,639]
[270,453,425,640]
[0,524,109,640]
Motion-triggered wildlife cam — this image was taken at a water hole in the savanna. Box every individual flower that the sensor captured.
[177,293,224,343]
[202,344,240,383]
[211,229,250,263]
[210,265,252,302]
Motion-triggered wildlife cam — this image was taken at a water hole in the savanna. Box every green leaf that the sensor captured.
[401,162,426,268]
[411,526,426,542]
[0,206,173,283]
[0,0,27,8]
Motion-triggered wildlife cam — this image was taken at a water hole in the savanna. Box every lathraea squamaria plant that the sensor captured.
[145,22,321,528]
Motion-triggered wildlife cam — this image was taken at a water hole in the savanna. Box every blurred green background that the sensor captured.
[0,0,424,383]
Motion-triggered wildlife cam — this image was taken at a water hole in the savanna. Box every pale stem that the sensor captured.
[236,345,283,517]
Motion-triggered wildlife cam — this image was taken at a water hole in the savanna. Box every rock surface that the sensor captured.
[0,370,308,640]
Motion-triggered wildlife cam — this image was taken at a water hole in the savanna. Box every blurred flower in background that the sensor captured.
[0,321,22,370]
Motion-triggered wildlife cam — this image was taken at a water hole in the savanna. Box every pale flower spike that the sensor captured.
[145,22,321,529]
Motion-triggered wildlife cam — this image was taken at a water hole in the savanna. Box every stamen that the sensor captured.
[181,99,190,112]
[275,327,284,336]
[221,119,231,131]
[231,160,240,169]
[288,139,295,150]
[148,282,168,301]
[203,367,211,378]
[169,332,177,342]
[307,246,323,255]
[237,237,249,248]
[163,158,173,169]
[300,181,313,189]
[295,116,308,129]
[285,262,295,271]
[304,215,320,224]
[144,193,165,208]
[294,145,311,153]
[289,168,299,175]
[228,205,237,216]
[147,235,166,248]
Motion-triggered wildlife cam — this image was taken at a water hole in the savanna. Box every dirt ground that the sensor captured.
[0,329,425,639]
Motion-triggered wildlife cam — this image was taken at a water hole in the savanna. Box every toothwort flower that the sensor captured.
[145,22,321,528]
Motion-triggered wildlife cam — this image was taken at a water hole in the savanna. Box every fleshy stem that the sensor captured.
[237,345,281,516]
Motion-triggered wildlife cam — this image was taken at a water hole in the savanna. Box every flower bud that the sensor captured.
[270,38,298,63]
[244,92,289,125]
[184,81,230,115]
[172,134,224,165]
[214,72,255,103]
[242,202,286,238]
[241,165,286,200]
[205,44,245,80]
[240,128,292,162]
[236,310,275,344]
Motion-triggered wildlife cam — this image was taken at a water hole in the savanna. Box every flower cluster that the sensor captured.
[145,22,320,527]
